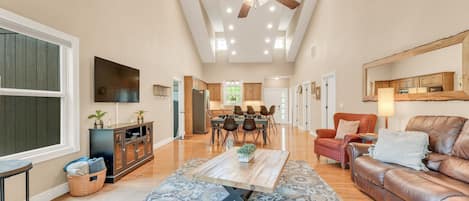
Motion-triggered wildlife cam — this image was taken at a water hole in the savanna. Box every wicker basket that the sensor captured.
[67,169,106,197]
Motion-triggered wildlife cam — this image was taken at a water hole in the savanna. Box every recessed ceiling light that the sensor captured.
[269,6,276,12]
[231,50,237,55]
[264,50,269,55]
[230,39,236,44]
[267,23,273,29]
[226,7,233,14]
[265,37,271,43]
[228,24,234,31]
[274,77,280,80]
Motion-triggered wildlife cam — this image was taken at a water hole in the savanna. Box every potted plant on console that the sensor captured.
[88,110,107,129]
[136,110,145,124]
[237,144,256,163]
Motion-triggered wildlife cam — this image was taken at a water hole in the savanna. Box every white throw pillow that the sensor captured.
[335,119,360,139]
[370,129,430,171]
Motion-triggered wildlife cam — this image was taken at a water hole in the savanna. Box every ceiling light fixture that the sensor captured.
[231,50,237,55]
[269,6,276,12]
[226,7,233,14]
[230,39,236,44]
[267,23,273,30]
[228,24,234,31]
[264,50,269,55]
[265,38,271,44]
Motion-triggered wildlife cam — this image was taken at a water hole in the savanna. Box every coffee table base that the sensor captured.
[223,186,253,201]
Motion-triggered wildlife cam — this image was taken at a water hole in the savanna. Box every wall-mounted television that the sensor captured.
[94,57,140,102]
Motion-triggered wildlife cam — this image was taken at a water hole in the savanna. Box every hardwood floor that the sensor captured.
[55,125,371,201]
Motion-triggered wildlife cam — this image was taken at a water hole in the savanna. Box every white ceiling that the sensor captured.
[180,0,317,63]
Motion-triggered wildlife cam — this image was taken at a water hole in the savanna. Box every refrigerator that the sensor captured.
[192,89,209,134]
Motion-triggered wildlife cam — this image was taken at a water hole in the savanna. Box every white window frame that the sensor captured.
[0,8,80,164]
[222,80,243,106]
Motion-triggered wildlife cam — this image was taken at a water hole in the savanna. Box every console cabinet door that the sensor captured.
[114,132,125,173]
[145,125,153,156]
[125,143,137,166]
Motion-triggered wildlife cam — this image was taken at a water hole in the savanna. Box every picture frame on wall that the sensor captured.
[311,82,316,95]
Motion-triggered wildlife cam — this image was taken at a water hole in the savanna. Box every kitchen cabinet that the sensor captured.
[243,83,262,101]
[207,83,221,101]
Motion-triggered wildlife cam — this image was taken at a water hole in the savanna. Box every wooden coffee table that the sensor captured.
[190,148,290,201]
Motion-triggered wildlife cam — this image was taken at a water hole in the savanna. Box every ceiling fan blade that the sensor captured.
[238,2,251,18]
[276,0,300,9]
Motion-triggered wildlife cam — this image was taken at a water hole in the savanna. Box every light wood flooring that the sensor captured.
[55,125,371,201]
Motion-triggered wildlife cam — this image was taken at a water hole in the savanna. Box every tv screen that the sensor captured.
[94,57,140,102]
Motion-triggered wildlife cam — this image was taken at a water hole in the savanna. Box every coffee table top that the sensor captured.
[190,148,289,193]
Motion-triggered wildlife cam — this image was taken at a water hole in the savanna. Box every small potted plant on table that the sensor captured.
[88,110,107,129]
[237,144,256,163]
[136,110,145,124]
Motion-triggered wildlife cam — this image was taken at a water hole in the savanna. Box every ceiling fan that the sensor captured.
[238,0,300,18]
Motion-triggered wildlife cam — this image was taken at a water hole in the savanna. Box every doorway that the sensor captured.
[321,73,336,129]
[263,88,289,124]
[173,78,184,139]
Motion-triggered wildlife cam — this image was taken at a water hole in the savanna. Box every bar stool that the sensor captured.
[233,106,244,116]
[246,106,256,115]
[0,160,33,201]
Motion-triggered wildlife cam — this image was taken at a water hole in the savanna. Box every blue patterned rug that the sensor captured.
[145,159,341,201]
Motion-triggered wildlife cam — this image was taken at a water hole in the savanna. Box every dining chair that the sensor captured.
[246,105,256,115]
[222,117,239,145]
[241,118,260,144]
[269,105,278,134]
[234,105,244,116]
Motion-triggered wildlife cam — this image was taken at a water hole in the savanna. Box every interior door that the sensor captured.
[263,88,289,124]
[322,73,336,129]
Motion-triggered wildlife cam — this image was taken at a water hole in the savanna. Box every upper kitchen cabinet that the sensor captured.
[207,83,221,101]
[243,83,262,101]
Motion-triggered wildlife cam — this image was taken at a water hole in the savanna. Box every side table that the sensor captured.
[0,160,33,201]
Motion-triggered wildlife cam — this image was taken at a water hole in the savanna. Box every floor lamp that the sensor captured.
[378,88,395,129]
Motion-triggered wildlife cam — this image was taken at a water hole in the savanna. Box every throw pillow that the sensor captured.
[371,128,430,171]
[335,119,360,139]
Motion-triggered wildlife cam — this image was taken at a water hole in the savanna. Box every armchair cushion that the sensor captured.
[335,119,360,139]
[315,138,342,150]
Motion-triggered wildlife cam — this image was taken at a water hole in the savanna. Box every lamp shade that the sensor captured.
[378,88,395,117]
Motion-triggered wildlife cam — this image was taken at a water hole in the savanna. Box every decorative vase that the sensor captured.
[137,116,144,124]
[94,119,104,129]
[238,152,255,163]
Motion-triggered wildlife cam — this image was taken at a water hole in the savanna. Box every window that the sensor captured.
[216,38,227,51]
[223,81,242,106]
[274,37,284,49]
[0,8,79,163]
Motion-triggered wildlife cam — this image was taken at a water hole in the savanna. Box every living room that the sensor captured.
[0,0,468,201]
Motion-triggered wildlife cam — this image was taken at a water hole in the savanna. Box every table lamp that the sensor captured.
[378,88,395,129]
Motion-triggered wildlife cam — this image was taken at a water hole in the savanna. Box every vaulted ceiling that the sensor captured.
[179,0,317,63]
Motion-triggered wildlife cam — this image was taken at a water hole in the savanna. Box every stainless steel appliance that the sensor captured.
[192,89,209,134]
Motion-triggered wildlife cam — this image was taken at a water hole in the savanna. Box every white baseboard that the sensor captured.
[31,182,69,201]
[153,137,174,150]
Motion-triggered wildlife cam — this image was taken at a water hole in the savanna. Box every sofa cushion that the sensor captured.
[406,116,466,154]
[425,153,450,171]
[420,171,469,196]
[439,157,469,183]
[453,121,469,160]
[315,138,341,150]
[354,156,401,186]
[384,169,465,201]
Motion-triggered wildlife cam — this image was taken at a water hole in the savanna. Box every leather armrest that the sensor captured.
[347,143,372,181]
[343,134,362,147]
[316,129,336,138]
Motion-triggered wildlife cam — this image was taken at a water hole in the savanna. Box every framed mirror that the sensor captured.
[363,30,469,101]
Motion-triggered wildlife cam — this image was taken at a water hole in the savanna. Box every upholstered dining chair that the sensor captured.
[246,106,256,115]
[234,106,244,116]
[314,113,377,169]
[222,117,239,145]
[241,118,260,144]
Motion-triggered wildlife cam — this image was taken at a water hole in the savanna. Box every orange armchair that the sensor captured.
[314,113,377,168]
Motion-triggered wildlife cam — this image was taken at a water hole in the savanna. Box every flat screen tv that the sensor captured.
[94,57,140,102]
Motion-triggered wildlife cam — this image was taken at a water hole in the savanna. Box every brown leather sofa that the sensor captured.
[348,116,469,201]
[315,113,377,168]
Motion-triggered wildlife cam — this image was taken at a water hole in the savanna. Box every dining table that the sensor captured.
[210,117,269,145]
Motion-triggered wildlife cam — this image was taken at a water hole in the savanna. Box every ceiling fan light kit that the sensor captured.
[238,0,301,18]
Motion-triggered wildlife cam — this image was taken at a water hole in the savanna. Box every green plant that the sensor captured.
[135,110,145,118]
[88,110,107,120]
[237,144,256,155]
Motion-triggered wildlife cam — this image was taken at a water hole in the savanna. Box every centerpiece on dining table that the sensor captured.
[237,144,256,163]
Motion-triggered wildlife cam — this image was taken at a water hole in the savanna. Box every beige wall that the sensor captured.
[203,50,294,83]
[0,0,202,200]
[293,0,469,131]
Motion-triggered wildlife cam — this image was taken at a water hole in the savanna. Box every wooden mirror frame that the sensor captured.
[363,30,469,102]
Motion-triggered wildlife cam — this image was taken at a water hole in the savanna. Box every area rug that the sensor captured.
[145,159,341,201]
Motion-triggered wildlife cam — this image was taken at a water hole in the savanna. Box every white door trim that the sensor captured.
[321,72,336,128]
[172,77,185,139]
